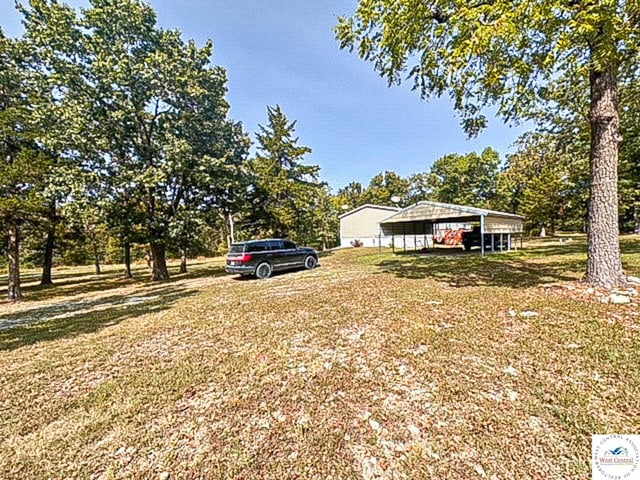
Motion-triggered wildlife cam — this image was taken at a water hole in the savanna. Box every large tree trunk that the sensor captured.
[7,222,21,301]
[150,241,170,280]
[179,247,187,274]
[585,63,625,287]
[41,203,56,286]
[123,241,133,279]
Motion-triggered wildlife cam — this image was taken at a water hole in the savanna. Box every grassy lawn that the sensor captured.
[1,236,639,479]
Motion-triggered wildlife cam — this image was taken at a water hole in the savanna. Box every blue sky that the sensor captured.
[1,0,530,190]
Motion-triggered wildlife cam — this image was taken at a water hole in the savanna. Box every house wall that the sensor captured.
[339,207,398,248]
[340,236,394,248]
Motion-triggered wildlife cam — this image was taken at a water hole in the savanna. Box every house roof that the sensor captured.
[338,204,401,220]
[379,201,524,224]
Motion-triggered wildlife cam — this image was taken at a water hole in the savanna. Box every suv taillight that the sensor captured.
[238,254,253,263]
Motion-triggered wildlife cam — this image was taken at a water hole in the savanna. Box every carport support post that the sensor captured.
[403,223,406,253]
[480,215,486,257]
[423,221,427,250]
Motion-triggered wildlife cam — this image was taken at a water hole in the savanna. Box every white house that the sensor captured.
[338,204,400,248]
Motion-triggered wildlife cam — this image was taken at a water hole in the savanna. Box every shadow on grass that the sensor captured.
[317,250,335,259]
[374,244,589,288]
[170,263,227,281]
[0,285,196,351]
[4,262,226,304]
[230,263,326,281]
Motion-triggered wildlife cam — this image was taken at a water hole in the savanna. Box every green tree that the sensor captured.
[336,0,639,286]
[406,172,433,205]
[335,181,366,211]
[105,188,145,279]
[314,186,340,250]
[22,0,246,280]
[497,133,589,235]
[427,148,500,208]
[62,171,110,275]
[15,0,91,287]
[619,81,640,233]
[363,170,410,207]
[250,105,323,241]
[0,30,50,300]
[194,121,252,249]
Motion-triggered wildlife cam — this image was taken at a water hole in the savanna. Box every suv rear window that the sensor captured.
[229,244,245,254]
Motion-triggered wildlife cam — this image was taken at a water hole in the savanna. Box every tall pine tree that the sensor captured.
[250,106,323,242]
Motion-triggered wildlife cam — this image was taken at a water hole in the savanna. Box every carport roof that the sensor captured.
[338,204,400,219]
[379,201,524,224]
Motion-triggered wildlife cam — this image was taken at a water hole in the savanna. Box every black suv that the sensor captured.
[225,239,318,279]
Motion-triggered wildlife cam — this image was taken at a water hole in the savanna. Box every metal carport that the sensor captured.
[379,201,524,255]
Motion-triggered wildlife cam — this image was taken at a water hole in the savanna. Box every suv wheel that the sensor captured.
[304,255,317,270]
[255,262,272,279]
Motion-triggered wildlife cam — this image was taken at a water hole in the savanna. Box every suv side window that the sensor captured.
[247,241,270,253]
[283,240,297,250]
[269,240,284,250]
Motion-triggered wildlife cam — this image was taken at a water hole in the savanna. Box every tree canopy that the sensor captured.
[427,147,500,208]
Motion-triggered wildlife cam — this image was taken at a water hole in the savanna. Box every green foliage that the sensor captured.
[362,170,410,207]
[335,181,366,210]
[427,147,500,208]
[406,172,432,205]
[18,0,251,279]
[334,172,411,210]
[335,0,639,134]
[308,185,340,250]
[249,105,324,244]
[0,30,50,228]
[620,80,640,233]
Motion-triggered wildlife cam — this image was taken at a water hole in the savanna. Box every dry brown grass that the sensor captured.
[1,237,639,479]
